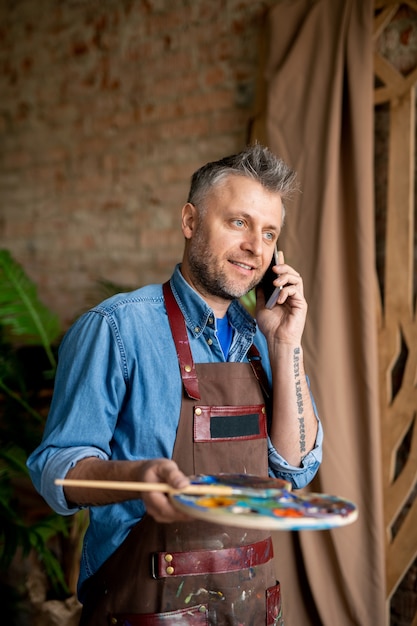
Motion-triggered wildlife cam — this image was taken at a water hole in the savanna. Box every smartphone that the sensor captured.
[260,246,282,309]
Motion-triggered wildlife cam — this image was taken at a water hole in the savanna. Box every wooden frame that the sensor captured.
[374,2,417,622]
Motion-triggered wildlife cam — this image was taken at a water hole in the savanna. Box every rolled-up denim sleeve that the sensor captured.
[267,418,323,489]
[28,445,108,515]
[27,310,126,515]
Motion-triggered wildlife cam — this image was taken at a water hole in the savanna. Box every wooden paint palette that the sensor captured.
[170,474,358,531]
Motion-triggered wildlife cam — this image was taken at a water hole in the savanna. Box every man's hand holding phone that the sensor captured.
[257,247,307,346]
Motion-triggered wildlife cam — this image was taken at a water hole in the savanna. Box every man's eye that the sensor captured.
[233,219,245,228]
[264,232,274,241]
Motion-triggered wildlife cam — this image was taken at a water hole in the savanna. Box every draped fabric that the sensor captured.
[256,1,387,624]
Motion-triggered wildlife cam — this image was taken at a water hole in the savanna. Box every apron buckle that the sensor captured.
[150,552,159,579]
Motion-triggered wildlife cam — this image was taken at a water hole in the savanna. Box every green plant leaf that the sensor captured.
[0,251,74,600]
[0,444,30,475]
[240,289,256,316]
[0,250,61,369]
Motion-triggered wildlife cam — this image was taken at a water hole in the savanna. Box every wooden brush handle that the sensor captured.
[55,478,234,496]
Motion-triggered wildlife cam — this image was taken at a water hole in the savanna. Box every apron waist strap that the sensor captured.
[151,536,273,579]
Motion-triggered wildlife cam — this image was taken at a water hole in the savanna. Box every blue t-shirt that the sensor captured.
[216,314,233,359]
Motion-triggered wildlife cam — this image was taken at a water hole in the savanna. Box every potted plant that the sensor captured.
[0,249,84,625]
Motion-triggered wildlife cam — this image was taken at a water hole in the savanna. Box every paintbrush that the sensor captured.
[55,478,291,498]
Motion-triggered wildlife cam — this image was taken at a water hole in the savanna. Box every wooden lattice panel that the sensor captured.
[374,1,417,620]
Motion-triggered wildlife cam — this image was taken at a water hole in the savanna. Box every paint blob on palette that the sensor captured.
[170,474,358,531]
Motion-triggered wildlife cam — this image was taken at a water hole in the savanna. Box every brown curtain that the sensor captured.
[254,1,387,624]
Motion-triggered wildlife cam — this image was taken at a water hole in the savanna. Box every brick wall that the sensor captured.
[0,0,276,326]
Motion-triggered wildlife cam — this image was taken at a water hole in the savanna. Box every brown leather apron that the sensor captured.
[79,283,283,625]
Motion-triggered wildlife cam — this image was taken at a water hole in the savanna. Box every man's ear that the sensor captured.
[181,203,197,239]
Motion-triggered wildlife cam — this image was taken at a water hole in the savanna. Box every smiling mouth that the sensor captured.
[230,260,255,271]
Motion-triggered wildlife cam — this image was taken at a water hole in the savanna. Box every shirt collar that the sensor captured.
[169,264,257,338]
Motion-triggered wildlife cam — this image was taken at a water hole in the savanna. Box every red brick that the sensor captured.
[0,0,281,325]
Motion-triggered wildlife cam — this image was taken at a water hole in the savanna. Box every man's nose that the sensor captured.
[242,231,263,256]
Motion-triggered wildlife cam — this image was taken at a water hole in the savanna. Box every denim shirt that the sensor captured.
[27,264,323,593]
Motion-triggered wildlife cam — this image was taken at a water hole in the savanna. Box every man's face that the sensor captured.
[181,175,283,305]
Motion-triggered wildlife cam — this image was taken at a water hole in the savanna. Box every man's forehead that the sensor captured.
[204,179,283,228]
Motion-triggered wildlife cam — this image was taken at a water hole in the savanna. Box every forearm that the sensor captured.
[269,342,318,467]
[64,456,190,524]
[64,457,144,506]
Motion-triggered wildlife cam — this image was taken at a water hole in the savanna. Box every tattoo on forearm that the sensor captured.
[293,347,306,455]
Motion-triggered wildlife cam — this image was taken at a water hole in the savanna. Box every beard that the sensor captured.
[187,225,261,301]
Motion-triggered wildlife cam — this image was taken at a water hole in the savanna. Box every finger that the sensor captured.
[278,280,305,304]
[144,459,189,490]
[165,466,190,490]
[144,492,191,523]
[276,253,301,279]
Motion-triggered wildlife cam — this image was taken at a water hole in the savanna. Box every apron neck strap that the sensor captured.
[163,281,201,400]
[247,344,271,400]
[163,281,270,401]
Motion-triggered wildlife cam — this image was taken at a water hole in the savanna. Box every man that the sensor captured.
[28,144,323,625]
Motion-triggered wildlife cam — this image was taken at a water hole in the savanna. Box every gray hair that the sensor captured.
[187,143,298,219]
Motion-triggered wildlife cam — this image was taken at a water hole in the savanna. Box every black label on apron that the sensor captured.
[210,413,260,439]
